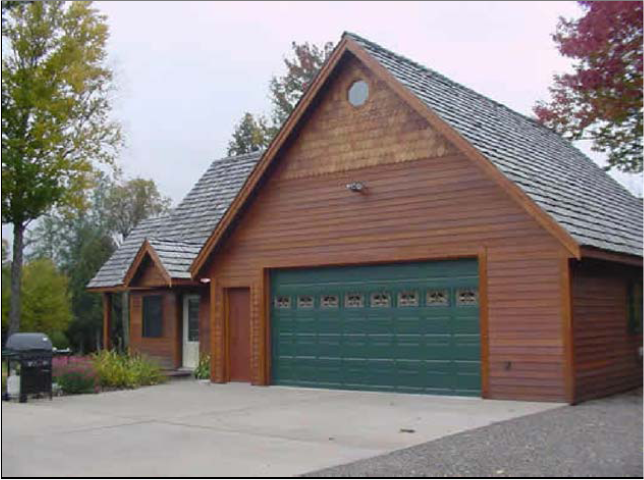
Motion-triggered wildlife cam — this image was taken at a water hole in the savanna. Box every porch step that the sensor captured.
[163,369,194,380]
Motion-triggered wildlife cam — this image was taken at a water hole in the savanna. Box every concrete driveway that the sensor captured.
[2,381,558,477]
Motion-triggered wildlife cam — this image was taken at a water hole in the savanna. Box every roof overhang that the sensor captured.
[580,246,643,267]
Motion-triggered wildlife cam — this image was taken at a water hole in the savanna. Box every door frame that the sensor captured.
[260,248,489,397]
[223,285,252,382]
[182,294,200,369]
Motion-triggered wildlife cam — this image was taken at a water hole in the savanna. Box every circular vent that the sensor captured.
[348,80,369,107]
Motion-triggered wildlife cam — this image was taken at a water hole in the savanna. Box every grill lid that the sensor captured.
[5,333,53,352]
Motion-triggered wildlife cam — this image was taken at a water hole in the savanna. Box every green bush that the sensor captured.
[92,350,166,389]
[194,354,211,380]
[49,331,70,350]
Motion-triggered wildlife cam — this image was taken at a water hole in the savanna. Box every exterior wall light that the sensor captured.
[346,182,365,192]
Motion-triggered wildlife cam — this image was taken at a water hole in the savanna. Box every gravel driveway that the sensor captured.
[305,389,643,478]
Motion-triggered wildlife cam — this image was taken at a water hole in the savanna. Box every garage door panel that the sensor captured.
[271,259,480,396]
[422,318,452,334]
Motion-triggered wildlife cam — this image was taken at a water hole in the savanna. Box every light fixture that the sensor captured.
[200,278,211,284]
[346,182,365,192]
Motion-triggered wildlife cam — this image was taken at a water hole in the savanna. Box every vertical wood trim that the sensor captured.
[174,293,182,369]
[478,249,490,398]
[223,286,231,382]
[261,269,271,385]
[102,293,112,350]
[209,279,219,382]
[560,255,575,404]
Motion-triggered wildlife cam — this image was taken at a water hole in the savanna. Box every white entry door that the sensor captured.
[182,295,200,369]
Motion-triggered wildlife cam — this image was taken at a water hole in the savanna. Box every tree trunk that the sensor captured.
[8,222,25,336]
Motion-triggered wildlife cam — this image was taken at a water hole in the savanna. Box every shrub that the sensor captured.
[92,350,166,389]
[53,357,97,394]
[49,331,70,350]
[194,354,211,380]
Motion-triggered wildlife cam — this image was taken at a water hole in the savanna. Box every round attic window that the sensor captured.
[348,80,369,107]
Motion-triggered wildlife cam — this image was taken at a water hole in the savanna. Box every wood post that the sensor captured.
[103,292,112,350]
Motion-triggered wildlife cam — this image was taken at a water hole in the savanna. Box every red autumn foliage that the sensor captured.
[534,1,643,173]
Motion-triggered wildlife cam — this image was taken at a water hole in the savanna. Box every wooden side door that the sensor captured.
[227,287,251,382]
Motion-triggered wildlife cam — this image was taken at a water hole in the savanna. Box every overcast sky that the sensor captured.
[2,1,642,242]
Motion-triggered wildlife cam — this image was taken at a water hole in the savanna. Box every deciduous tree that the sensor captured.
[20,258,72,341]
[534,1,643,173]
[227,41,334,154]
[2,1,121,335]
[268,41,335,129]
[105,177,171,245]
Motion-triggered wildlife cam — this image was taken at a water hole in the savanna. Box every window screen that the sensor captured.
[143,295,163,338]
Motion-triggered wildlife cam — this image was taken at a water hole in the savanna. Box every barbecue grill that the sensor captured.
[3,333,54,403]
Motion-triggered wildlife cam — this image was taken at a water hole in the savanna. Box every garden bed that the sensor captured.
[53,351,167,395]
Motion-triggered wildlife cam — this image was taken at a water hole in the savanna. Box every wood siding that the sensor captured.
[205,55,570,402]
[129,288,211,368]
[130,290,180,369]
[571,259,643,403]
[130,256,168,288]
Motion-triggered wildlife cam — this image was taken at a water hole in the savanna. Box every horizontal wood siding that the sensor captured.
[131,256,168,288]
[572,259,643,402]
[130,290,179,369]
[206,54,568,401]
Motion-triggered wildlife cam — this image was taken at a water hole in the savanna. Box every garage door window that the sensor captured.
[398,291,419,307]
[457,288,478,306]
[427,289,449,307]
[297,295,314,309]
[345,293,364,308]
[275,296,291,309]
[370,292,391,307]
[321,295,339,308]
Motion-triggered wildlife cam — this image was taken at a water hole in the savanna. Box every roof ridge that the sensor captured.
[149,237,202,247]
[210,150,264,164]
[343,32,547,129]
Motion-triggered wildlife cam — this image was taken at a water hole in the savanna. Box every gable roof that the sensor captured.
[345,33,642,257]
[91,32,642,291]
[87,151,262,289]
[187,33,641,274]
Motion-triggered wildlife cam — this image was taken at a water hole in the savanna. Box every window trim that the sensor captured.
[628,281,643,335]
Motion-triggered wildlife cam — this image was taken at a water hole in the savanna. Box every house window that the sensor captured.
[628,282,643,334]
[370,292,391,308]
[142,295,163,338]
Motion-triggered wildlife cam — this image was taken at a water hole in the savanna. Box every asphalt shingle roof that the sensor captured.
[87,152,261,288]
[346,32,643,257]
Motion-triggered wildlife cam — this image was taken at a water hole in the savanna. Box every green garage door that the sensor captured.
[270,259,481,396]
